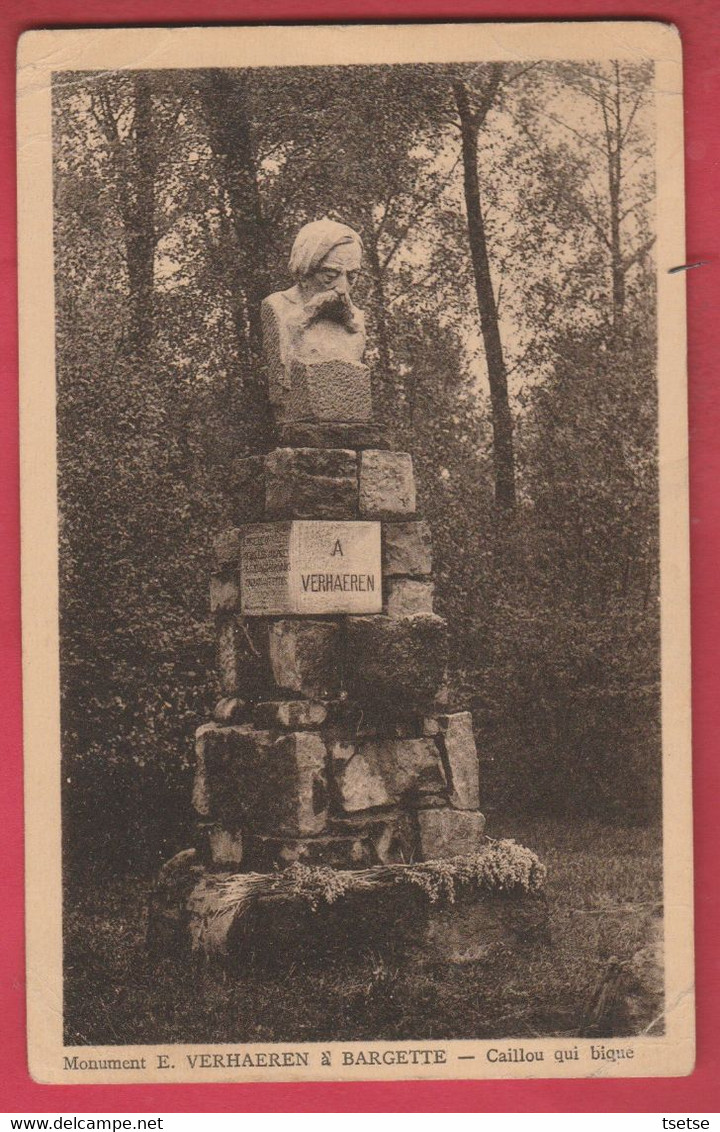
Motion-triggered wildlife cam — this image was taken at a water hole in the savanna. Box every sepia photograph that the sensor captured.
[18,23,692,1084]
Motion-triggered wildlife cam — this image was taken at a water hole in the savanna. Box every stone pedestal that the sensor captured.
[188,323,489,871]
[194,417,484,867]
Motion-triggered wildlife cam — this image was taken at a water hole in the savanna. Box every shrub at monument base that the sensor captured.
[148,839,549,967]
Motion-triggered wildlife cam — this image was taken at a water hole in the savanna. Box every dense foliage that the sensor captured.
[53,62,659,872]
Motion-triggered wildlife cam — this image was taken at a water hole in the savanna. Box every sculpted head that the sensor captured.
[288,219,363,309]
[261,218,367,406]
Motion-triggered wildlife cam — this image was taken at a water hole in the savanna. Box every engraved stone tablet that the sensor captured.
[241,520,382,615]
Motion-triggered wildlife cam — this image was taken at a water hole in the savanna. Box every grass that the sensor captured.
[63,816,663,1045]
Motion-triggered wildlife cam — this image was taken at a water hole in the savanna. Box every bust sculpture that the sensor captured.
[261,218,372,423]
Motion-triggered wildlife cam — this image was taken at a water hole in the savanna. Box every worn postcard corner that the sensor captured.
[18,21,692,1086]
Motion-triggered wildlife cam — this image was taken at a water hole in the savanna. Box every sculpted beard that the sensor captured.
[306,289,356,328]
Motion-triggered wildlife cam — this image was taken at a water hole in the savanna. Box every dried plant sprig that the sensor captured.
[189,839,547,954]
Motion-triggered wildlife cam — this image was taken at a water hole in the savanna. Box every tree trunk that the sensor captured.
[608,65,625,332]
[362,216,397,428]
[122,73,156,356]
[363,222,392,378]
[453,77,516,512]
[199,71,270,367]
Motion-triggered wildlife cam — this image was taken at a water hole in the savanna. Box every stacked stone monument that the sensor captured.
[193,219,486,877]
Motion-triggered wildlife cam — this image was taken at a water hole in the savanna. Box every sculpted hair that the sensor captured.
[288,217,363,280]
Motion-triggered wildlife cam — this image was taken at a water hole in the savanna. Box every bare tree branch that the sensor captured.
[91,88,123,148]
[379,157,462,274]
[621,235,656,273]
[499,61,543,89]
[620,90,646,145]
[619,195,654,222]
[533,106,606,155]
[505,108,613,250]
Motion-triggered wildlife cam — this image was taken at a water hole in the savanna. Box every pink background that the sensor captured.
[1,0,718,1113]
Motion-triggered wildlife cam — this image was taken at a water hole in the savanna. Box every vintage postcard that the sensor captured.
[18,22,692,1085]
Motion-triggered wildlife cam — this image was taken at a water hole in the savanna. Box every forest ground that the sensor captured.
[63,816,663,1046]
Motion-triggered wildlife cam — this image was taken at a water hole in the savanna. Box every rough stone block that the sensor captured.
[329,740,388,810]
[263,731,329,837]
[359,450,416,518]
[423,716,441,737]
[147,850,203,957]
[265,447,358,520]
[382,520,432,577]
[216,617,271,697]
[192,722,214,817]
[329,811,417,865]
[276,422,393,451]
[254,700,329,730]
[157,847,198,889]
[267,619,341,698]
[231,456,267,522]
[193,723,274,825]
[281,359,373,423]
[244,831,374,871]
[386,578,434,617]
[423,891,550,963]
[183,866,548,967]
[193,724,327,837]
[330,738,446,813]
[344,614,448,703]
[416,808,486,860]
[210,573,241,613]
[217,620,239,695]
[213,697,247,725]
[213,527,243,569]
[434,711,480,810]
[214,881,426,965]
[207,826,244,868]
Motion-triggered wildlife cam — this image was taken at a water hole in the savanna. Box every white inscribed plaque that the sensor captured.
[241,520,382,615]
